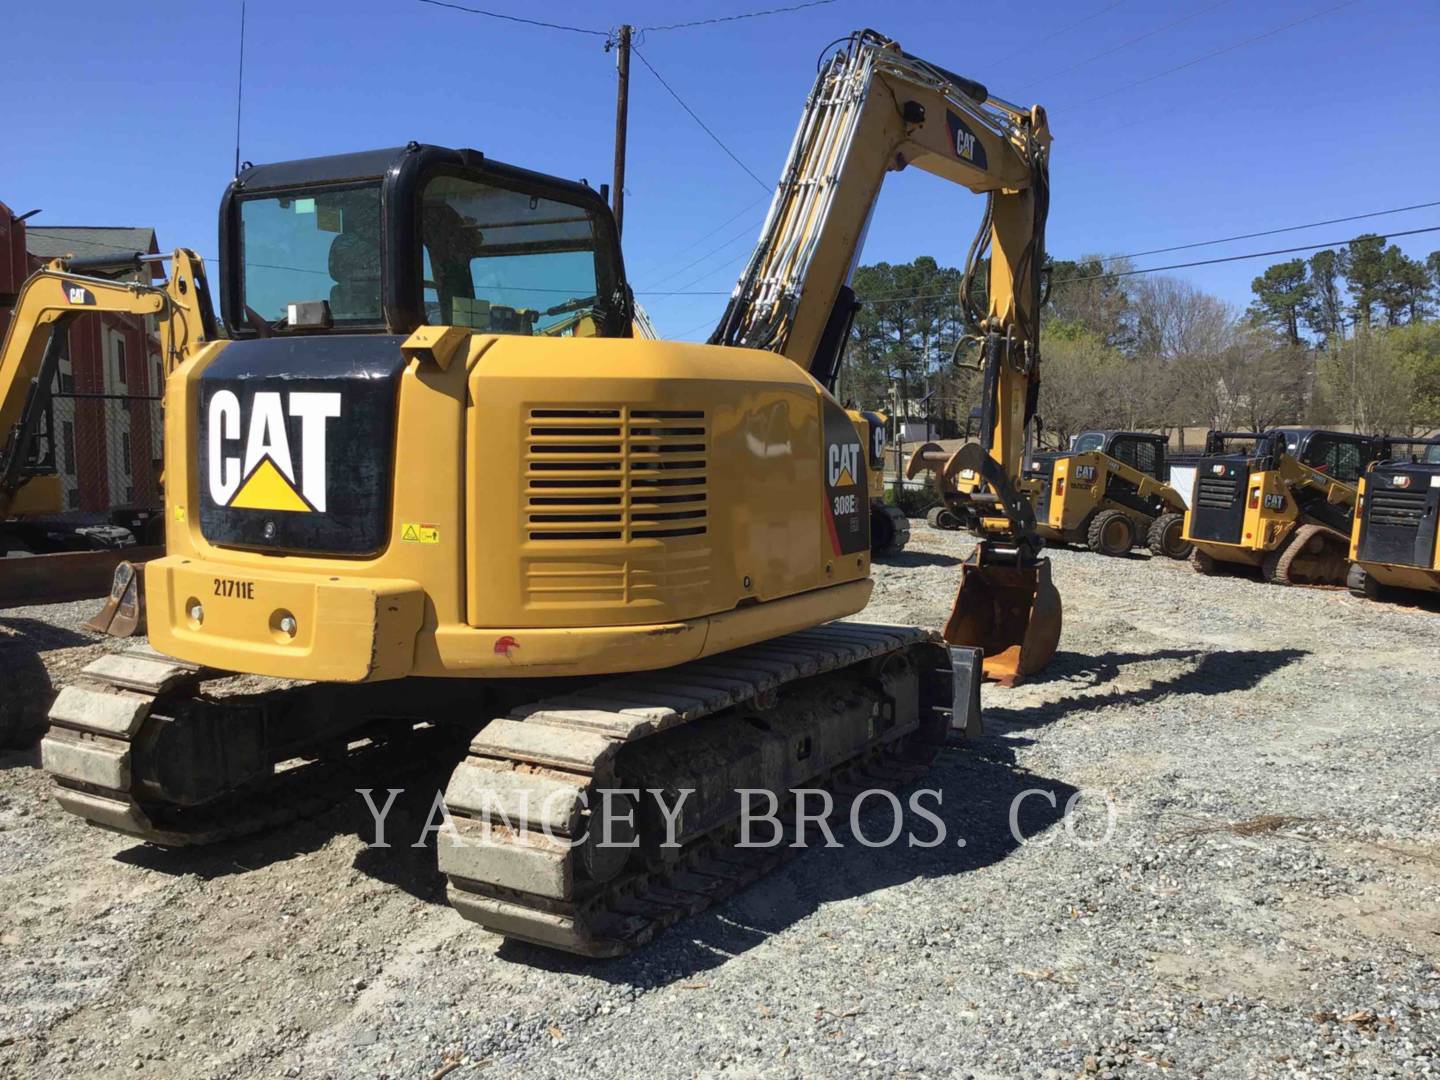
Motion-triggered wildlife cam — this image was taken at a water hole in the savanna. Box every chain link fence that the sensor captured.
[38,391,162,512]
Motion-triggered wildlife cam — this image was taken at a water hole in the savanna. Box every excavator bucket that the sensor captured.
[943,554,1061,686]
[83,561,146,638]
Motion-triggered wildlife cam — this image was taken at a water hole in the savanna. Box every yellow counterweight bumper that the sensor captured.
[145,556,872,683]
[145,556,425,682]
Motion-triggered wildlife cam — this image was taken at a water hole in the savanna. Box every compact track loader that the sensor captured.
[42,30,1053,955]
[1025,430,1190,558]
[1348,438,1440,602]
[1184,427,1389,586]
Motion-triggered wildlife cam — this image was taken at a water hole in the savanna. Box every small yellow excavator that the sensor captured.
[848,408,911,556]
[0,235,212,556]
[40,30,1055,956]
[1184,427,1390,585]
[0,248,214,743]
[1027,430,1191,558]
[1348,437,1440,602]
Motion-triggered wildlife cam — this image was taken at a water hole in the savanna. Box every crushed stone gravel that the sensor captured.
[1,526,1437,1078]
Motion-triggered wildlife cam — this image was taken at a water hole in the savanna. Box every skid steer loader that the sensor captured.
[1184,427,1389,586]
[1348,437,1440,602]
[40,30,1055,956]
[1025,430,1190,558]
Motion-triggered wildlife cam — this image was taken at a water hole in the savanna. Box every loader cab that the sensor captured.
[218,143,630,339]
[1188,427,1384,547]
[1065,431,1167,480]
[1267,427,1386,485]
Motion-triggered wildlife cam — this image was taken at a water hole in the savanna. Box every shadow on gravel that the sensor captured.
[0,617,94,651]
[115,748,469,896]
[496,732,1079,983]
[0,631,66,751]
[0,746,41,771]
[1015,647,1203,689]
[876,551,962,568]
[985,646,1309,730]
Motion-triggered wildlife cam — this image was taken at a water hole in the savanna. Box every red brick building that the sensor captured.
[1,201,164,514]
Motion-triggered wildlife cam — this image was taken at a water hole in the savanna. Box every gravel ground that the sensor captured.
[1,528,1437,1079]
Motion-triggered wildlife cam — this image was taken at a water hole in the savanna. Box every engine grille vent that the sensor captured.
[1196,474,1241,510]
[524,408,708,542]
[1368,487,1426,529]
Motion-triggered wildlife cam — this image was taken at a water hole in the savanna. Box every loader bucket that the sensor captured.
[943,556,1061,686]
[83,561,146,638]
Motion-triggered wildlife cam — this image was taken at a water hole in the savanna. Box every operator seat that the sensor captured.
[328,229,381,321]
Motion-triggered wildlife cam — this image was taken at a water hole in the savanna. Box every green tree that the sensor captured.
[1379,246,1433,324]
[1249,259,1309,344]
[1034,332,1120,446]
[1042,255,1132,349]
[1339,234,1388,329]
[1314,328,1415,434]
[848,257,965,424]
[1301,249,1345,341]
[1389,320,1440,429]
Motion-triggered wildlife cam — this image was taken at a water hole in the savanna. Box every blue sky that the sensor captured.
[5,0,1438,339]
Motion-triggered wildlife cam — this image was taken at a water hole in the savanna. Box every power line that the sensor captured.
[640,215,766,286]
[631,46,772,192]
[1071,225,1440,283]
[1098,200,1440,264]
[640,0,837,33]
[996,1,1127,65]
[673,313,724,339]
[636,199,1440,294]
[635,224,1440,298]
[660,245,754,298]
[412,0,608,36]
[630,195,768,278]
[1073,0,1360,107]
[1024,0,1234,91]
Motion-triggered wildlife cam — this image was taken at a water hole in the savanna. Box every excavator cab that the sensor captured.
[219,144,631,340]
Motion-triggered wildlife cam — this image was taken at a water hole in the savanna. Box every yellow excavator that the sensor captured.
[0,248,214,742]
[0,244,212,549]
[40,30,1054,956]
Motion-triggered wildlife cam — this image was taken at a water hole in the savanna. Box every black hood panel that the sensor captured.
[197,336,407,556]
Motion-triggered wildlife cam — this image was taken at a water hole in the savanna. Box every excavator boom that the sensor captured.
[714,30,1059,682]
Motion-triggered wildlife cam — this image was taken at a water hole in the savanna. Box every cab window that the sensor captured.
[1304,435,1363,484]
[238,182,383,325]
[1072,432,1105,454]
[419,174,618,336]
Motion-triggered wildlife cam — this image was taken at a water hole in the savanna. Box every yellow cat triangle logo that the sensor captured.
[835,465,855,487]
[229,457,313,512]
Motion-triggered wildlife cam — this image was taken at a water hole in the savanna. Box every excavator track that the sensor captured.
[41,645,470,847]
[440,622,965,957]
[1263,523,1350,587]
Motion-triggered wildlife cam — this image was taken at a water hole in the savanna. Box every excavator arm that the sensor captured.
[0,250,213,518]
[713,29,1058,682]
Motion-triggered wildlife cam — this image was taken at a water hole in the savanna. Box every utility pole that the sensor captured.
[611,24,632,236]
